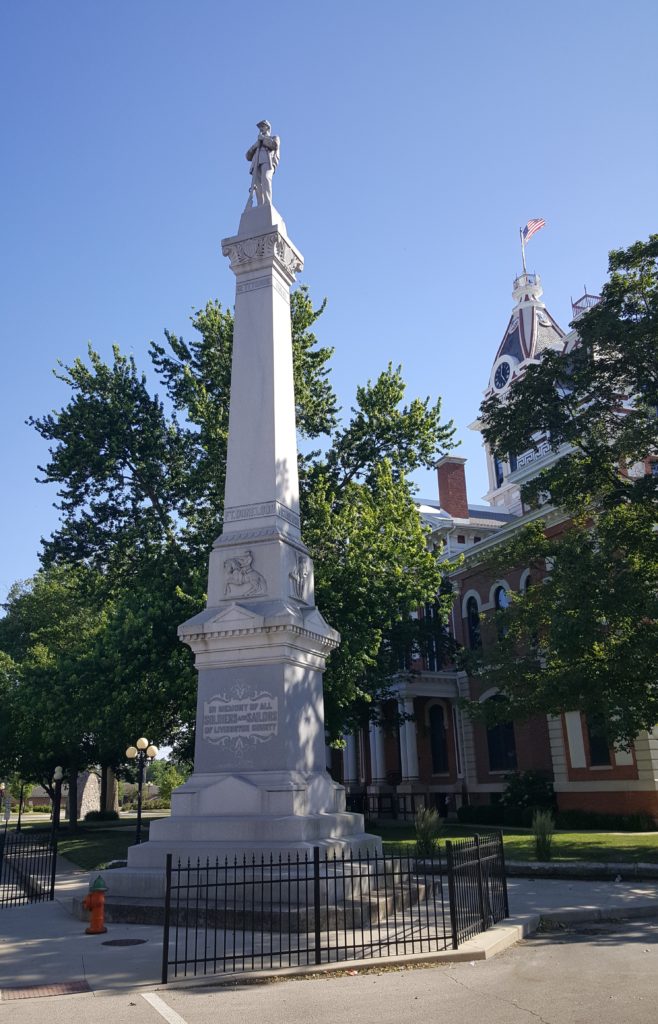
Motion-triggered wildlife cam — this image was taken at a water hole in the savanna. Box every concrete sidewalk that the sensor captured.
[0,856,657,996]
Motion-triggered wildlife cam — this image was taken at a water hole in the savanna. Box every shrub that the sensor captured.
[457,804,534,828]
[502,770,555,811]
[31,804,51,813]
[532,809,554,860]
[414,806,442,856]
[84,810,120,822]
[554,809,655,832]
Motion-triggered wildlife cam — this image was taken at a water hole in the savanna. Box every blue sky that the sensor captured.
[1,0,657,601]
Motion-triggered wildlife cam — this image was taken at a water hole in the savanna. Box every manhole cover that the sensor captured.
[102,938,148,946]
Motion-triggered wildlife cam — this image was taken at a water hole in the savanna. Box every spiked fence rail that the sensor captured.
[0,829,58,907]
[346,792,440,822]
[161,834,508,982]
[445,834,509,946]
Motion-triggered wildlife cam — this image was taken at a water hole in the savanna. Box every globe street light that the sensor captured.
[125,738,158,845]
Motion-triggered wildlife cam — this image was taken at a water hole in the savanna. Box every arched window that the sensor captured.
[429,704,449,774]
[494,586,510,639]
[486,694,517,772]
[466,597,481,649]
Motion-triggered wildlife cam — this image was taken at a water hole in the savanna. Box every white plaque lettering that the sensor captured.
[203,687,279,750]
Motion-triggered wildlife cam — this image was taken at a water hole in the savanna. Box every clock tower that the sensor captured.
[474,270,565,514]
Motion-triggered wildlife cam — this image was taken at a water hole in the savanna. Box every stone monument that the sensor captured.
[108,123,377,897]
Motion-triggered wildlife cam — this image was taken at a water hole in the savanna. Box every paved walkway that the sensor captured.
[0,856,656,996]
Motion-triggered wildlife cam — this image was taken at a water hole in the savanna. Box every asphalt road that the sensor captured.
[2,918,657,1024]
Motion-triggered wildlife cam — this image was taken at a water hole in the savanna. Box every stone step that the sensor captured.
[75,877,438,927]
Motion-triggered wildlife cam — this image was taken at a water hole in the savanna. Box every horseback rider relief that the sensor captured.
[224,550,267,598]
[245,119,280,207]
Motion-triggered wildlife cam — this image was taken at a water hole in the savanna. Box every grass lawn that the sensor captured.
[15,818,658,869]
[18,817,166,870]
[370,824,658,864]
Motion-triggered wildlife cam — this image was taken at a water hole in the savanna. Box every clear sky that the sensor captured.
[1,0,657,601]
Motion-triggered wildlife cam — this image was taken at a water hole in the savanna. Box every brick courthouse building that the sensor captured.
[336,269,658,823]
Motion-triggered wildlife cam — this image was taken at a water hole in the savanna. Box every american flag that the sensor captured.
[522,218,546,242]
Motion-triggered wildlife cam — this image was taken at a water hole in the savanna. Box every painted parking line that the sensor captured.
[142,991,188,1024]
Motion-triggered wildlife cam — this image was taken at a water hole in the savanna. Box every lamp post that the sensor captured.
[16,782,25,833]
[125,738,158,845]
[52,766,64,839]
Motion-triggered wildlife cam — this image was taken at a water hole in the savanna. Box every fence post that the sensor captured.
[445,840,459,949]
[48,835,58,901]
[161,854,173,985]
[313,846,322,965]
[474,835,487,931]
[498,830,509,917]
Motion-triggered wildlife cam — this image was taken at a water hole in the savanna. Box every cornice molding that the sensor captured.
[222,230,303,283]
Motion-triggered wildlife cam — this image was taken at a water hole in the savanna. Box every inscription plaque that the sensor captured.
[203,686,279,750]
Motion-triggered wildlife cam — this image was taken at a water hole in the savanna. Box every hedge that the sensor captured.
[457,804,656,832]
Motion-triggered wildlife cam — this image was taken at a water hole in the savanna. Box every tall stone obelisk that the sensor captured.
[115,123,377,882]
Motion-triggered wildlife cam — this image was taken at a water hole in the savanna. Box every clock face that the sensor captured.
[494,361,511,390]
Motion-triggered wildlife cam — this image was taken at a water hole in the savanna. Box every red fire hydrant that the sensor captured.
[83,875,108,934]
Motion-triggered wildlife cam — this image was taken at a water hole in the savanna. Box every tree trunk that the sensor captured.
[100,765,108,813]
[42,781,56,820]
[99,766,119,813]
[107,768,119,812]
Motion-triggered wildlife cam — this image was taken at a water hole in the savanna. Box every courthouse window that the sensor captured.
[466,597,481,649]
[586,715,611,767]
[486,695,517,772]
[429,704,449,774]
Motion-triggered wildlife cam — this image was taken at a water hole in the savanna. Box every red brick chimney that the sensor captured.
[436,456,469,519]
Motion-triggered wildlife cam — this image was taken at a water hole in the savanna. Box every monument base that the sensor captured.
[101,769,381,900]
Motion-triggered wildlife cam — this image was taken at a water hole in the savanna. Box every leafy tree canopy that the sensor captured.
[0,566,105,817]
[466,236,658,746]
[8,286,456,755]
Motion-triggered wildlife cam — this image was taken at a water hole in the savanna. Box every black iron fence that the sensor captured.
[445,834,509,946]
[0,829,58,908]
[162,834,508,982]
[346,792,446,822]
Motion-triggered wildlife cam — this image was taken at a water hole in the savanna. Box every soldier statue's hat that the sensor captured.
[256,119,271,130]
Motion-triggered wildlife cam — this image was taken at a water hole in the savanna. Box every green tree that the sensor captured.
[23,289,456,748]
[147,759,190,802]
[303,365,458,738]
[0,567,106,826]
[467,236,658,747]
[0,651,20,778]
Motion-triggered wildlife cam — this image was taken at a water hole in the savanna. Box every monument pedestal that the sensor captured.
[104,159,379,904]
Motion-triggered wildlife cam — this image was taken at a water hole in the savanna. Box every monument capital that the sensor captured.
[221,228,303,287]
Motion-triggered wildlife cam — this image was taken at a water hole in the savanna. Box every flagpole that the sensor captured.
[520,227,527,273]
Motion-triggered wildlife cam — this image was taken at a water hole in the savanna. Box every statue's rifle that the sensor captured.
[245,138,264,208]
